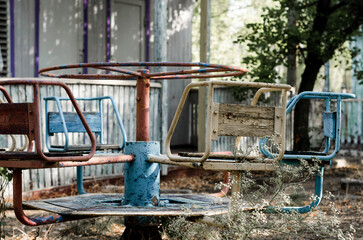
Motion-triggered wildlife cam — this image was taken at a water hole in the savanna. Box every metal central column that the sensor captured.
[136,69,150,141]
[122,69,161,240]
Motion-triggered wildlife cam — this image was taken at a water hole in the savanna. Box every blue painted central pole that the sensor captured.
[121,69,162,239]
[124,141,160,207]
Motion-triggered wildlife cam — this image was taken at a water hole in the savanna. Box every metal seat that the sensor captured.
[257,91,355,213]
[0,79,96,163]
[149,80,291,171]
[259,91,356,163]
[44,96,127,194]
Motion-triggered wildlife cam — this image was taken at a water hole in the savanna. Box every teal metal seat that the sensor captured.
[259,91,355,213]
[44,96,127,194]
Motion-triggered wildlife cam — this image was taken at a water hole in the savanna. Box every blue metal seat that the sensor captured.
[44,96,127,194]
[259,91,355,213]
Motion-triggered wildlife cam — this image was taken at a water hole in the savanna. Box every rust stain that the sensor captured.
[152,196,159,206]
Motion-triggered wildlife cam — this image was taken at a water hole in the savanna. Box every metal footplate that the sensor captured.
[23,193,233,217]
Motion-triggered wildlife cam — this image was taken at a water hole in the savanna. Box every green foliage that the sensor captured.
[234,0,363,88]
[0,168,12,182]
[351,43,363,84]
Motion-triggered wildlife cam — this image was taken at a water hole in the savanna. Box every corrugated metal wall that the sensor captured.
[341,100,363,147]
[0,78,161,192]
[344,32,363,147]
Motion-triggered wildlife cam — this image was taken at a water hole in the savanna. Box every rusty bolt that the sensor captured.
[136,97,141,102]
[152,196,159,206]
[146,82,150,88]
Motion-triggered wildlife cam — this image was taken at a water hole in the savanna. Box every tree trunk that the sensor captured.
[293,0,330,151]
[287,2,297,88]
[293,61,322,151]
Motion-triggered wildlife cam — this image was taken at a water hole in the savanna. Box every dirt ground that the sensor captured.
[2,161,362,239]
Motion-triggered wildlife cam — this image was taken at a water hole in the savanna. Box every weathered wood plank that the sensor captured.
[217,104,276,137]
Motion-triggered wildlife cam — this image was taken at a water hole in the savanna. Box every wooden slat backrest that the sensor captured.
[211,103,284,144]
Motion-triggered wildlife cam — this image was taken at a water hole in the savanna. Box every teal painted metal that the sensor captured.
[44,96,127,195]
[266,167,324,214]
[44,96,127,152]
[76,167,86,195]
[323,112,336,139]
[124,141,160,227]
[260,91,355,213]
[260,91,355,162]
[124,141,160,207]
[48,112,102,134]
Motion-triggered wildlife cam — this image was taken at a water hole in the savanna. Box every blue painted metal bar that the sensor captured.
[322,98,332,154]
[286,92,355,115]
[265,166,324,213]
[99,99,104,144]
[44,96,70,152]
[76,166,86,195]
[260,92,355,162]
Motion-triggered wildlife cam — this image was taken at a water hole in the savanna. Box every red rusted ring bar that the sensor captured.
[38,62,247,80]
[0,79,96,162]
[13,169,90,226]
[210,172,230,197]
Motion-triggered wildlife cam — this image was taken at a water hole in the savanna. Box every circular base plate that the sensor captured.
[24,193,230,217]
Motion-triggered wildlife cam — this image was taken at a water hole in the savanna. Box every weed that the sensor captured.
[164,161,356,239]
[0,168,11,239]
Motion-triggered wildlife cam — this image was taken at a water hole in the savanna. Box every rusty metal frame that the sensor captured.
[4,62,248,227]
[0,86,12,103]
[13,169,91,225]
[136,69,150,141]
[165,81,291,163]
[0,79,96,162]
[0,153,134,169]
[38,62,247,80]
